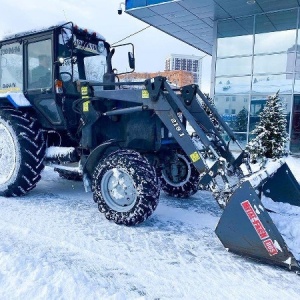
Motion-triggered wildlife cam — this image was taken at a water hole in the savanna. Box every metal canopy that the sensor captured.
[125,0,300,55]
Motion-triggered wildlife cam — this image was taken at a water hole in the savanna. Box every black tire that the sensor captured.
[92,149,160,226]
[159,152,199,198]
[0,108,45,196]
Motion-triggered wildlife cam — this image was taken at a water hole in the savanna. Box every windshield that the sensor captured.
[84,55,106,82]
[58,27,107,83]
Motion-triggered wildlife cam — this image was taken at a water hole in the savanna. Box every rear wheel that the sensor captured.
[159,152,199,198]
[0,108,45,196]
[92,149,160,226]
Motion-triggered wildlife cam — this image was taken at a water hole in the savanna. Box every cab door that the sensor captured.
[25,35,65,129]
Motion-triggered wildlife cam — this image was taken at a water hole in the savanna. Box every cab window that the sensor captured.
[0,42,23,93]
[58,28,80,81]
[28,39,52,89]
[58,27,107,85]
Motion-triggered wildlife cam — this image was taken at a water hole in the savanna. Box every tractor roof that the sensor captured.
[1,21,106,42]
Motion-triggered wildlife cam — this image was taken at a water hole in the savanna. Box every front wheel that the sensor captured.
[92,149,160,226]
[159,152,200,198]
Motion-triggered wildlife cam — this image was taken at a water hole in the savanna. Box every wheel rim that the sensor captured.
[0,121,18,186]
[162,154,191,187]
[101,168,137,212]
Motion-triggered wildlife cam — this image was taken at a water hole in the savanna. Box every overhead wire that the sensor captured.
[111,25,151,45]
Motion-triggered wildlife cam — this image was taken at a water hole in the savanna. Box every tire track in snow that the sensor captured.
[0,195,221,298]
[0,168,300,299]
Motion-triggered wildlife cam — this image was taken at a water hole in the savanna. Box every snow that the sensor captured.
[0,92,31,107]
[262,196,300,261]
[2,22,67,41]
[45,146,75,158]
[260,156,300,262]
[215,78,293,94]
[244,158,285,188]
[2,21,106,42]
[0,157,300,298]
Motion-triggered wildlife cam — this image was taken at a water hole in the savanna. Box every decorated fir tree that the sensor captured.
[246,92,289,162]
[234,107,248,140]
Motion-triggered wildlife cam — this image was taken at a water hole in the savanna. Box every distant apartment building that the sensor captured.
[119,70,194,88]
[165,54,203,87]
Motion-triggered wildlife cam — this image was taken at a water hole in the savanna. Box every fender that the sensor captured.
[83,139,120,178]
[0,92,31,108]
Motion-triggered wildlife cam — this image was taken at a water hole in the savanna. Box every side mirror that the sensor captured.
[111,43,135,75]
[128,52,135,70]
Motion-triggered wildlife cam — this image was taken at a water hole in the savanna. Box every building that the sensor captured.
[165,54,203,87]
[125,0,300,153]
[119,70,194,87]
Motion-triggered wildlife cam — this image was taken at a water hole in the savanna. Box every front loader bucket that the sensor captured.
[215,181,300,271]
[262,162,300,206]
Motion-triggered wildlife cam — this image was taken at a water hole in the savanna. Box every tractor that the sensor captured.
[0,22,299,272]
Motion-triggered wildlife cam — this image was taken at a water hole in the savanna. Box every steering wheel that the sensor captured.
[59,72,72,82]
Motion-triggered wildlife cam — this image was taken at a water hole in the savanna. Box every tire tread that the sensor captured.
[0,109,45,197]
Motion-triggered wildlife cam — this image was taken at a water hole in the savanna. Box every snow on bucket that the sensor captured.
[262,197,300,262]
[215,160,300,272]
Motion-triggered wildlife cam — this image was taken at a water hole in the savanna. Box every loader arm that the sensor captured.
[79,77,244,203]
[79,77,300,272]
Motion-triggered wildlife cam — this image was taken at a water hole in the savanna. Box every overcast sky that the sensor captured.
[0,0,212,92]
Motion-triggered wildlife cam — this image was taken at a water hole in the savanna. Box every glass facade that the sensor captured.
[214,8,300,152]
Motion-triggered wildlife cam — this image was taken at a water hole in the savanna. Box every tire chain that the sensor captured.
[92,149,160,226]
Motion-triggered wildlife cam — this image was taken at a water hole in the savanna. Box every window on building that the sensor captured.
[252,74,293,94]
[254,53,293,74]
[217,16,254,57]
[255,9,297,54]
[216,56,252,76]
[255,30,296,55]
[215,76,251,94]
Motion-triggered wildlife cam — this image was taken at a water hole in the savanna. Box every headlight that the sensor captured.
[98,41,105,53]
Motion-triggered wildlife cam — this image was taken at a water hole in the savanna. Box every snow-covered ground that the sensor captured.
[0,157,300,299]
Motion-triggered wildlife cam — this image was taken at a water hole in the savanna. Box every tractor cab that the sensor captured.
[56,23,109,93]
[0,22,134,130]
